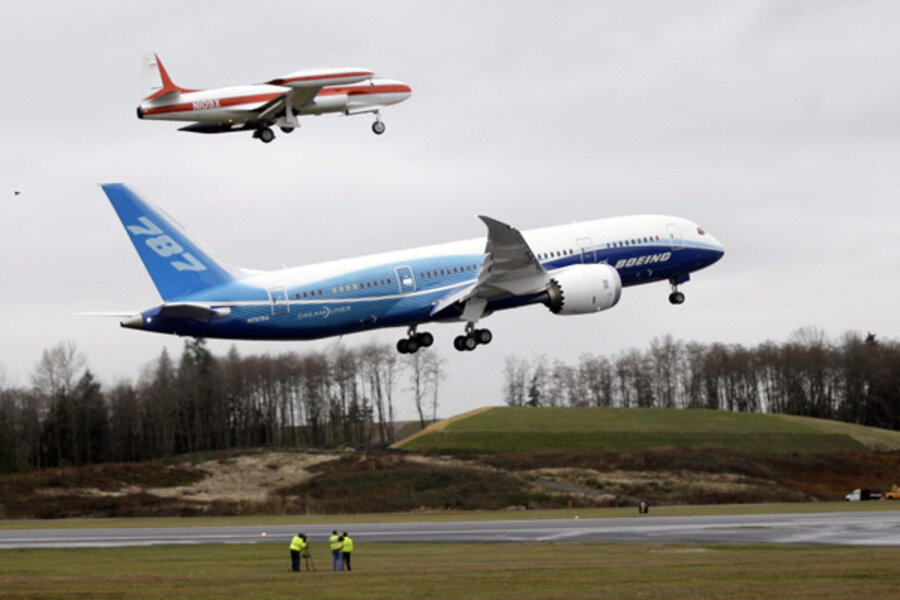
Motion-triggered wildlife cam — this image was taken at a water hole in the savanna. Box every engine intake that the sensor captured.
[544,264,622,315]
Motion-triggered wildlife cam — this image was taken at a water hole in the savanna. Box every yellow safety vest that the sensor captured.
[290,536,304,551]
[329,535,342,551]
[342,536,354,553]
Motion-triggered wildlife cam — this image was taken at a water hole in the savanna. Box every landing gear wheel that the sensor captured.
[257,127,275,143]
[475,329,492,345]
[668,291,685,305]
[280,126,295,134]
[463,336,477,351]
[372,120,386,135]
[397,339,410,354]
[406,337,420,353]
[453,335,467,351]
[417,332,434,347]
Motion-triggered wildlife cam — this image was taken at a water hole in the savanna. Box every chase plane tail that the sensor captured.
[141,53,184,100]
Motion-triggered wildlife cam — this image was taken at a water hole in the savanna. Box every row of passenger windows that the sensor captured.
[419,264,480,279]
[538,249,575,260]
[607,235,660,248]
[290,237,660,300]
[293,278,395,299]
[293,263,485,300]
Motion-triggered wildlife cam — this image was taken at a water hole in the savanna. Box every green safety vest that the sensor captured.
[290,536,304,551]
[329,535,342,551]
[343,537,354,553]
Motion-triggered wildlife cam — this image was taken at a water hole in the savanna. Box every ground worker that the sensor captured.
[341,531,354,571]
[329,530,343,571]
[289,532,305,572]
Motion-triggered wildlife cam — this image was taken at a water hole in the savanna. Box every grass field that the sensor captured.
[2,540,899,599]
[396,407,900,453]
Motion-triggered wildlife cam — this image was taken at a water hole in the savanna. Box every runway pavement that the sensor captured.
[2,510,900,549]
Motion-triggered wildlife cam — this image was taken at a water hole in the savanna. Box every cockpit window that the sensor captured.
[697,227,706,235]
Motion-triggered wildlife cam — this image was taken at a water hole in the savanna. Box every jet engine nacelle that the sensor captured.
[544,264,622,315]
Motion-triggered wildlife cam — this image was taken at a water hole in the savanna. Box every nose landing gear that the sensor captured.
[372,111,386,135]
[396,326,434,354]
[668,277,685,305]
[453,323,492,352]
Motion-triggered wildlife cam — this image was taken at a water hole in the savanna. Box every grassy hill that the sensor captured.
[393,407,900,454]
[3,409,899,519]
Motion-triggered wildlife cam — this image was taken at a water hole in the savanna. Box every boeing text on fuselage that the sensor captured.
[100,184,725,354]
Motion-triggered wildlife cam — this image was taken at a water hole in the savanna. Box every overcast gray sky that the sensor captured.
[1,1,898,418]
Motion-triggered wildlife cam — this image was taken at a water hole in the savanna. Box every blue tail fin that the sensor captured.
[101,183,235,301]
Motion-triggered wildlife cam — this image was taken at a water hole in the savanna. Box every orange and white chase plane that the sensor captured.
[136,54,412,143]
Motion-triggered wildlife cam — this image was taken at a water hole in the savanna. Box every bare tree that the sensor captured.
[31,341,85,398]
[425,351,445,421]
[503,356,529,407]
[405,351,429,428]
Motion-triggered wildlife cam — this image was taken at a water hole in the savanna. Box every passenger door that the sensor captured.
[394,266,416,293]
[577,237,596,264]
[666,223,684,250]
[268,287,290,315]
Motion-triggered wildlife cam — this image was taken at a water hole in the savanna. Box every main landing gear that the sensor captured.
[453,323,492,352]
[253,126,275,144]
[396,326,434,354]
[668,277,685,305]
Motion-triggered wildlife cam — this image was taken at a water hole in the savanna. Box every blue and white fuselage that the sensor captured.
[101,184,724,353]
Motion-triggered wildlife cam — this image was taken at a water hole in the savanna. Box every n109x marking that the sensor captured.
[126,216,206,272]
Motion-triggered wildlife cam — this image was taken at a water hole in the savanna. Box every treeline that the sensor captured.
[504,329,900,430]
[0,340,443,473]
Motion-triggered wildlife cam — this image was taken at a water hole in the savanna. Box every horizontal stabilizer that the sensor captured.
[158,303,230,320]
[72,311,141,317]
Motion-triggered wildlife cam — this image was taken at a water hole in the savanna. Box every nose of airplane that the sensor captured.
[395,81,412,102]
[706,232,725,263]
[694,224,724,264]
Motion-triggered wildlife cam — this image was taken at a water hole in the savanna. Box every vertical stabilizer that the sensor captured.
[101,183,235,301]
[142,53,182,100]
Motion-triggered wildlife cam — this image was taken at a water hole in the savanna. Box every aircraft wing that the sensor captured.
[256,93,291,121]
[430,216,550,317]
[256,87,323,120]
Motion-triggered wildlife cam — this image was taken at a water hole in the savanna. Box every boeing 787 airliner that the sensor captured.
[100,184,724,353]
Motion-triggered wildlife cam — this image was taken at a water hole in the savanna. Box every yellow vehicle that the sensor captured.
[885,485,900,500]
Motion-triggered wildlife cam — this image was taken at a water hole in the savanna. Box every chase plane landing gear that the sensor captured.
[372,111,386,135]
[253,127,275,143]
[453,323,492,352]
[668,277,685,305]
[396,326,434,354]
